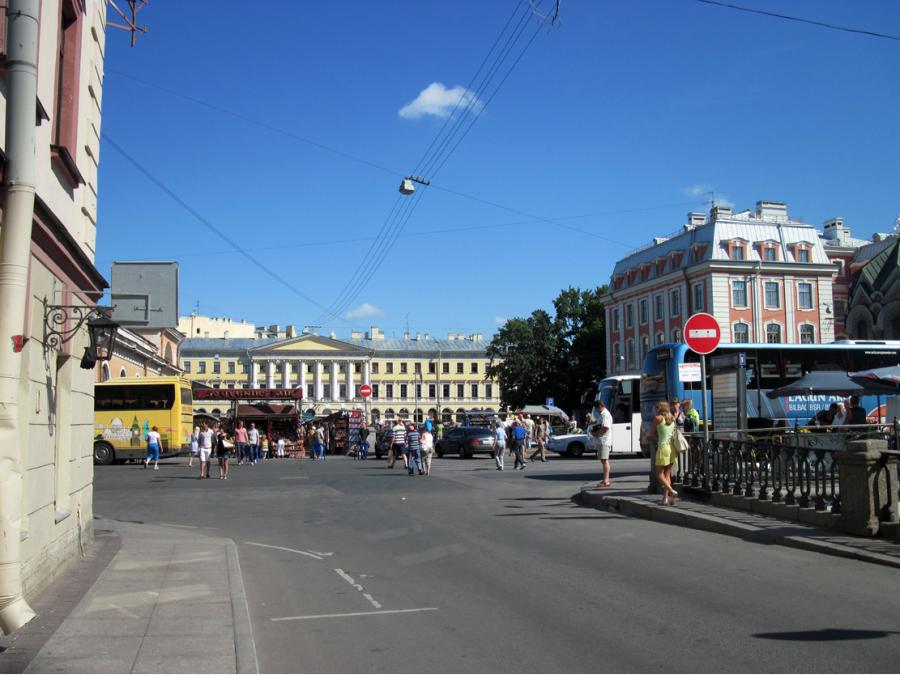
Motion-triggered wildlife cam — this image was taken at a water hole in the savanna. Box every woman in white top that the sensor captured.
[420,429,435,476]
[189,426,200,467]
[144,426,162,471]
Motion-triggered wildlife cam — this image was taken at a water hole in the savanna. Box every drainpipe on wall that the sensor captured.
[0,0,40,634]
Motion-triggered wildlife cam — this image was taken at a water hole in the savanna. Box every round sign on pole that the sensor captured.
[359,384,372,399]
[683,312,721,355]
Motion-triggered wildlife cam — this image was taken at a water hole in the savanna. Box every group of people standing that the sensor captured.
[383,417,436,476]
[489,413,554,471]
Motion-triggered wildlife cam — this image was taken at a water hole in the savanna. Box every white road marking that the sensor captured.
[334,568,381,609]
[279,476,308,480]
[245,541,323,560]
[271,607,438,622]
[309,550,333,557]
[158,523,199,529]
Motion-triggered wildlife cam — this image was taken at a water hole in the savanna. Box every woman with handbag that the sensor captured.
[215,425,233,480]
[653,401,679,506]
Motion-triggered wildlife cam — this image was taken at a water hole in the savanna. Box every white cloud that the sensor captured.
[682,184,734,209]
[494,316,507,326]
[345,303,383,320]
[398,82,483,120]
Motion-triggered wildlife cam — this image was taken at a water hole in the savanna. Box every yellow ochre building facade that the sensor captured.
[179,325,501,424]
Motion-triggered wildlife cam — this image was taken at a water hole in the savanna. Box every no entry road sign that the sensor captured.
[359,384,372,398]
[684,312,721,355]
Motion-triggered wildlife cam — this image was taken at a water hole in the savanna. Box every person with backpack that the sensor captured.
[511,419,527,470]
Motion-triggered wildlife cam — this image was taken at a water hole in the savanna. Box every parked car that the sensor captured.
[547,433,597,458]
[435,426,496,458]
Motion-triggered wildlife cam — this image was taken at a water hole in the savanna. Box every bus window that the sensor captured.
[613,380,632,423]
[181,388,193,405]
[96,384,176,411]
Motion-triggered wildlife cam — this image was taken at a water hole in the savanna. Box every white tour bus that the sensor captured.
[596,374,642,454]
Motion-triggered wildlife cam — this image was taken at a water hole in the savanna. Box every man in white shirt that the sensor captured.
[198,422,215,479]
[591,399,613,488]
[247,423,261,465]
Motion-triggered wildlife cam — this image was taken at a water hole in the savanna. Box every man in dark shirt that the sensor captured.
[511,420,527,471]
[406,423,423,475]
[844,395,867,426]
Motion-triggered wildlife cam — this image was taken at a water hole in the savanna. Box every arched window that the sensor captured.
[766,323,782,344]
[733,322,750,344]
[626,339,635,369]
[455,408,466,423]
[414,409,423,423]
[799,324,815,344]
[383,408,395,421]
[442,408,453,423]
[119,367,127,378]
[640,336,650,361]
[101,363,111,382]
[655,331,664,346]
[398,408,410,421]
[671,328,682,343]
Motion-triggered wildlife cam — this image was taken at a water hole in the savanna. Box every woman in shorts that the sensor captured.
[188,426,200,468]
[215,425,232,480]
[144,426,161,470]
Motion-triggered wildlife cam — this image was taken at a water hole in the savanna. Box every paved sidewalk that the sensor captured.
[17,519,257,674]
[578,471,900,569]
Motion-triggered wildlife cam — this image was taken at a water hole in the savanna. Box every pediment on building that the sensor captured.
[250,334,372,356]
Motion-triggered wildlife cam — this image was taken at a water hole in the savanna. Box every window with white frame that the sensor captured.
[733,322,750,343]
[731,245,745,261]
[183,361,191,373]
[485,383,493,399]
[764,282,780,308]
[400,384,408,398]
[763,247,777,262]
[456,384,465,399]
[639,299,648,324]
[796,248,810,263]
[766,323,782,344]
[693,282,704,311]
[385,384,394,399]
[626,303,634,328]
[671,289,681,316]
[654,294,663,321]
[799,324,815,344]
[470,383,478,399]
[612,307,620,331]
[442,383,450,398]
[732,280,748,307]
[640,335,649,361]
[797,282,813,310]
[671,328,682,342]
[613,342,621,369]
[655,331,664,345]
[626,339,635,368]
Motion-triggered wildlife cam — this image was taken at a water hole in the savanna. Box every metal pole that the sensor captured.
[0,0,39,635]
[701,354,709,443]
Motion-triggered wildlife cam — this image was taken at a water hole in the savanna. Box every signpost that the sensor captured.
[546,397,554,407]
[359,384,372,425]
[683,312,721,443]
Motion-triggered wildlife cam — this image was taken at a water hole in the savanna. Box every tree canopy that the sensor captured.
[486,286,607,413]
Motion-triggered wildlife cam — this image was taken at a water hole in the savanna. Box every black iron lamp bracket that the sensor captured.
[43,301,113,351]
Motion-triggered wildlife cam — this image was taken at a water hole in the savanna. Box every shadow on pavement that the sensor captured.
[526,469,648,482]
[753,628,900,641]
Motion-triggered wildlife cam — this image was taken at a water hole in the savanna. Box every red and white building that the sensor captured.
[602,201,842,375]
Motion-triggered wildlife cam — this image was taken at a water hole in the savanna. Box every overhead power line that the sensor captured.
[101,132,350,325]
[691,0,900,42]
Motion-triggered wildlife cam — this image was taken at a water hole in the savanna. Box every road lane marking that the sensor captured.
[279,476,308,480]
[245,541,323,560]
[334,568,381,609]
[271,608,438,622]
[309,550,334,557]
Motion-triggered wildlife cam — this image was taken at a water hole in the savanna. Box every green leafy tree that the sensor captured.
[487,286,608,412]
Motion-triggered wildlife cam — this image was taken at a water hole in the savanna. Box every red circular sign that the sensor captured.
[683,312,721,355]
[359,384,372,398]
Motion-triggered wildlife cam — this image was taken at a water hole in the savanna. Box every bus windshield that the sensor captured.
[95,384,176,411]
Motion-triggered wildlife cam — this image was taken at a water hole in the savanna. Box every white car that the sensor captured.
[547,433,598,458]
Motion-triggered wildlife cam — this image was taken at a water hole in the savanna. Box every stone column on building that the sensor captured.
[314,360,323,401]
[363,360,371,386]
[282,360,290,388]
[266,360,275,389]
[331,361,339,401]
[251,361,259,388]
[299,360,307,398]
[346,359,355,402]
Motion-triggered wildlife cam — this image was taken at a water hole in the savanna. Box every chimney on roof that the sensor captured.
[285,324,296,338]
[415,332,423,340]
[823,217,850,242]
[403,331,410,340]
[447,333,456,341]
[687,212,706,228]
[368,325,384,341]
[351,330,363,339]
[330,331,336,339]
[711,205,732,222]
[756,200,788,222]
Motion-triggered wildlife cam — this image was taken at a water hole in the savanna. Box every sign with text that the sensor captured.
[684,313,721,355]
[192,388,302,400]
[678,362,702,383]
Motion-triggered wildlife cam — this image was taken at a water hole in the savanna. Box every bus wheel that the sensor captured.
[93,442,115,466]
[567,441,585,458]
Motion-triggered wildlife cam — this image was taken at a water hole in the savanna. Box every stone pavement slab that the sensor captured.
[577,471,900,569]
[16,519,258,674]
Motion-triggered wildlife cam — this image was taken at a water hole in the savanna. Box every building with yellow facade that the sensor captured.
[180,325,501,424]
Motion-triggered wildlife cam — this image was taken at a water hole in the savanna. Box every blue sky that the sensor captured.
[97,0,900,339]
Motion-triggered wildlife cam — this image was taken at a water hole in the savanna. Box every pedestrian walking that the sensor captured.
[406,423,423,475]
[436,419,444,441]
[215,425,232,479]
[144,426,161,470]
[246,423,260,465]
[312,424,326,460]
[421,427,434,475]
[296,424,307,459]
[511,419,527,470]
[523,414,535,449]
[234,421,249,466]
[357,422,370,460]
[188,425,200,468]
[261,435,270,461]
[198,422,214,479]
[493,422,506,470]
[652,401,678,505]
[590,399,613,487]
[389,418,407,469]
[529,417,548,463]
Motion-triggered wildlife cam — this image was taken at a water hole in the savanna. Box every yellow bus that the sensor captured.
[93,376,194,465]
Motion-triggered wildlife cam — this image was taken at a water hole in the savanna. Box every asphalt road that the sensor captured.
[94,454,900,673]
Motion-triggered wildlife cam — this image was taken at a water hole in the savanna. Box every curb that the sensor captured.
[227,540,259,674]
[578,489,900,570]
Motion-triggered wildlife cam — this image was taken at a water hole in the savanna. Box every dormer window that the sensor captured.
[669,251,684,270]
[791,244,812,263]
[731,245,745,261]
[764,247,777,262]
[640,263,651,281]
[655,257,667,275]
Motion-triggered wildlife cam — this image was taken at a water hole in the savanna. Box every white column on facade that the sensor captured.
[250,361,259,388]
[331,361,339,401]
[266,360,275,389]
[363,360,371,386]
[299,360,307,397]
[314,360,323,401]
[753,267,763,343]
[282,360,290,388]
[346,359,355,401]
